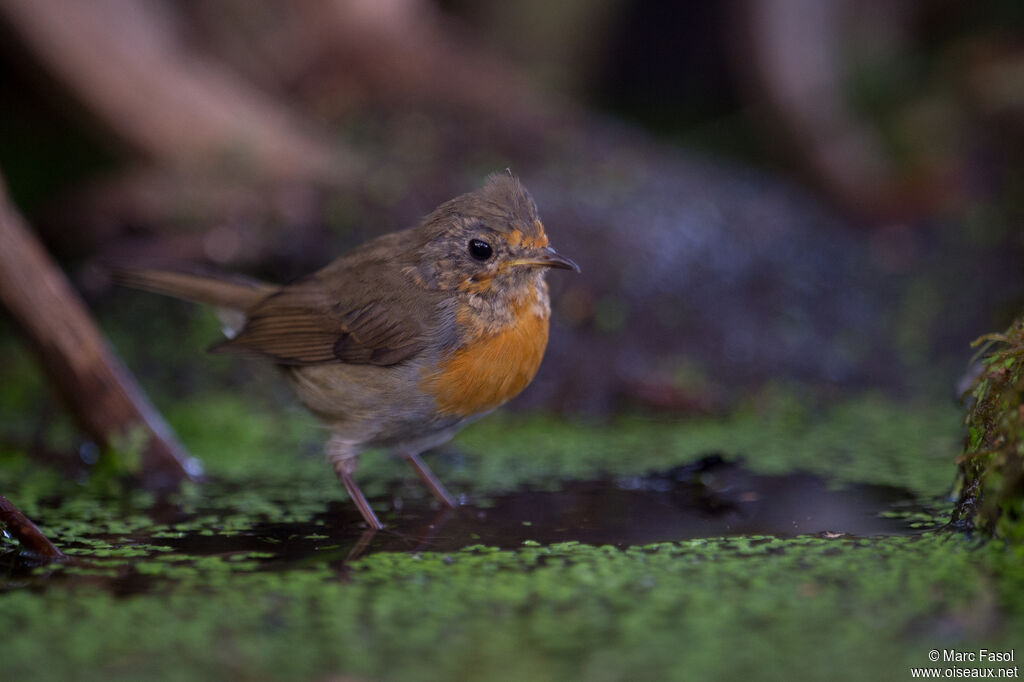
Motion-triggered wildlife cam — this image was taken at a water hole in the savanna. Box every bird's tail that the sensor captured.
[113,266,276,311]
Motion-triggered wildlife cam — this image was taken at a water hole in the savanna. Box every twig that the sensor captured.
[0,495,62,560]
[0,170,201,490]
[0,0,355,183]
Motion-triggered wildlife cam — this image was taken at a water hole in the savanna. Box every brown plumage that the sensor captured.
[117,174,578,529]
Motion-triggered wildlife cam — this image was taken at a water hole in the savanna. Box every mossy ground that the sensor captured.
[1,309,1022,682]
[3,533,1022,682]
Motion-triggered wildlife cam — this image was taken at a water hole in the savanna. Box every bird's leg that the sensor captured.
[402,451,456,508]
[326,435,383,530]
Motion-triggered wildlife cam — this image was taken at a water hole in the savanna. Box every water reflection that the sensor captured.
[181,456,936,563]
[1,457,945,592]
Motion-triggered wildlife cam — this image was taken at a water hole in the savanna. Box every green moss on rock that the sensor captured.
[953,319,1024,540]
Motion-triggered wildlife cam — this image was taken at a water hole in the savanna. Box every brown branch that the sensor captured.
[735,0,951,218]
[310,0,555,125]
[0,495,62,560]
[0,170,200,490]
[0,0,357,183]
[186,0,561,130]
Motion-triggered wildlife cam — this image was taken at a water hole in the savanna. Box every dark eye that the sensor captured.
[468,238,493,261]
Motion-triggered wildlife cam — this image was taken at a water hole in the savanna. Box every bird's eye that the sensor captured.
[468,238,493,261]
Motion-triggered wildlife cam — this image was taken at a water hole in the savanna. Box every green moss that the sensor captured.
[453,391,960,498]
[0,315,1001,682]
[1,534,1021,682]
[954,318,1024,540]
[114,381,958,509]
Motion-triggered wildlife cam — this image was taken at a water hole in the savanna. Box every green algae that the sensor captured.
[0,383,991,682]
[452,391,960,499]
[143,382,961,502]
[1,534,1021,682]
[0,316,1008,682]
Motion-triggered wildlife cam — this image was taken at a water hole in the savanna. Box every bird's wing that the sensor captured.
[211,276,428,367]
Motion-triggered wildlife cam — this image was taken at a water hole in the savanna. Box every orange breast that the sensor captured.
[424,301,549,417]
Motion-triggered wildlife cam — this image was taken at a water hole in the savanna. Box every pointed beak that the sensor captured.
[511,247,581,273]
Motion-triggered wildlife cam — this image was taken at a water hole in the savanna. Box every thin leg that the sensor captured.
[403,451,456,508]
[327,435,383,530]
[338,468,384,530]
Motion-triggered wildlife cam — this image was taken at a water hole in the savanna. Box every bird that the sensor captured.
[116,173,579,530]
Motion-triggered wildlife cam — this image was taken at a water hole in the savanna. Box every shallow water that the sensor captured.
[1,456,945,594]
[237,456,934,557]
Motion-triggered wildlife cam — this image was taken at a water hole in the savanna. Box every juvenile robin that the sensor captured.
[118,173,579,529]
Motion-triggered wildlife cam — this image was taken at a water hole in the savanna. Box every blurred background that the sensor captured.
[3,6,1023,678]
[1,0,1023,426]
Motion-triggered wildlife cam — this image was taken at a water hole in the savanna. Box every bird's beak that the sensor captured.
[510,247,581,273]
